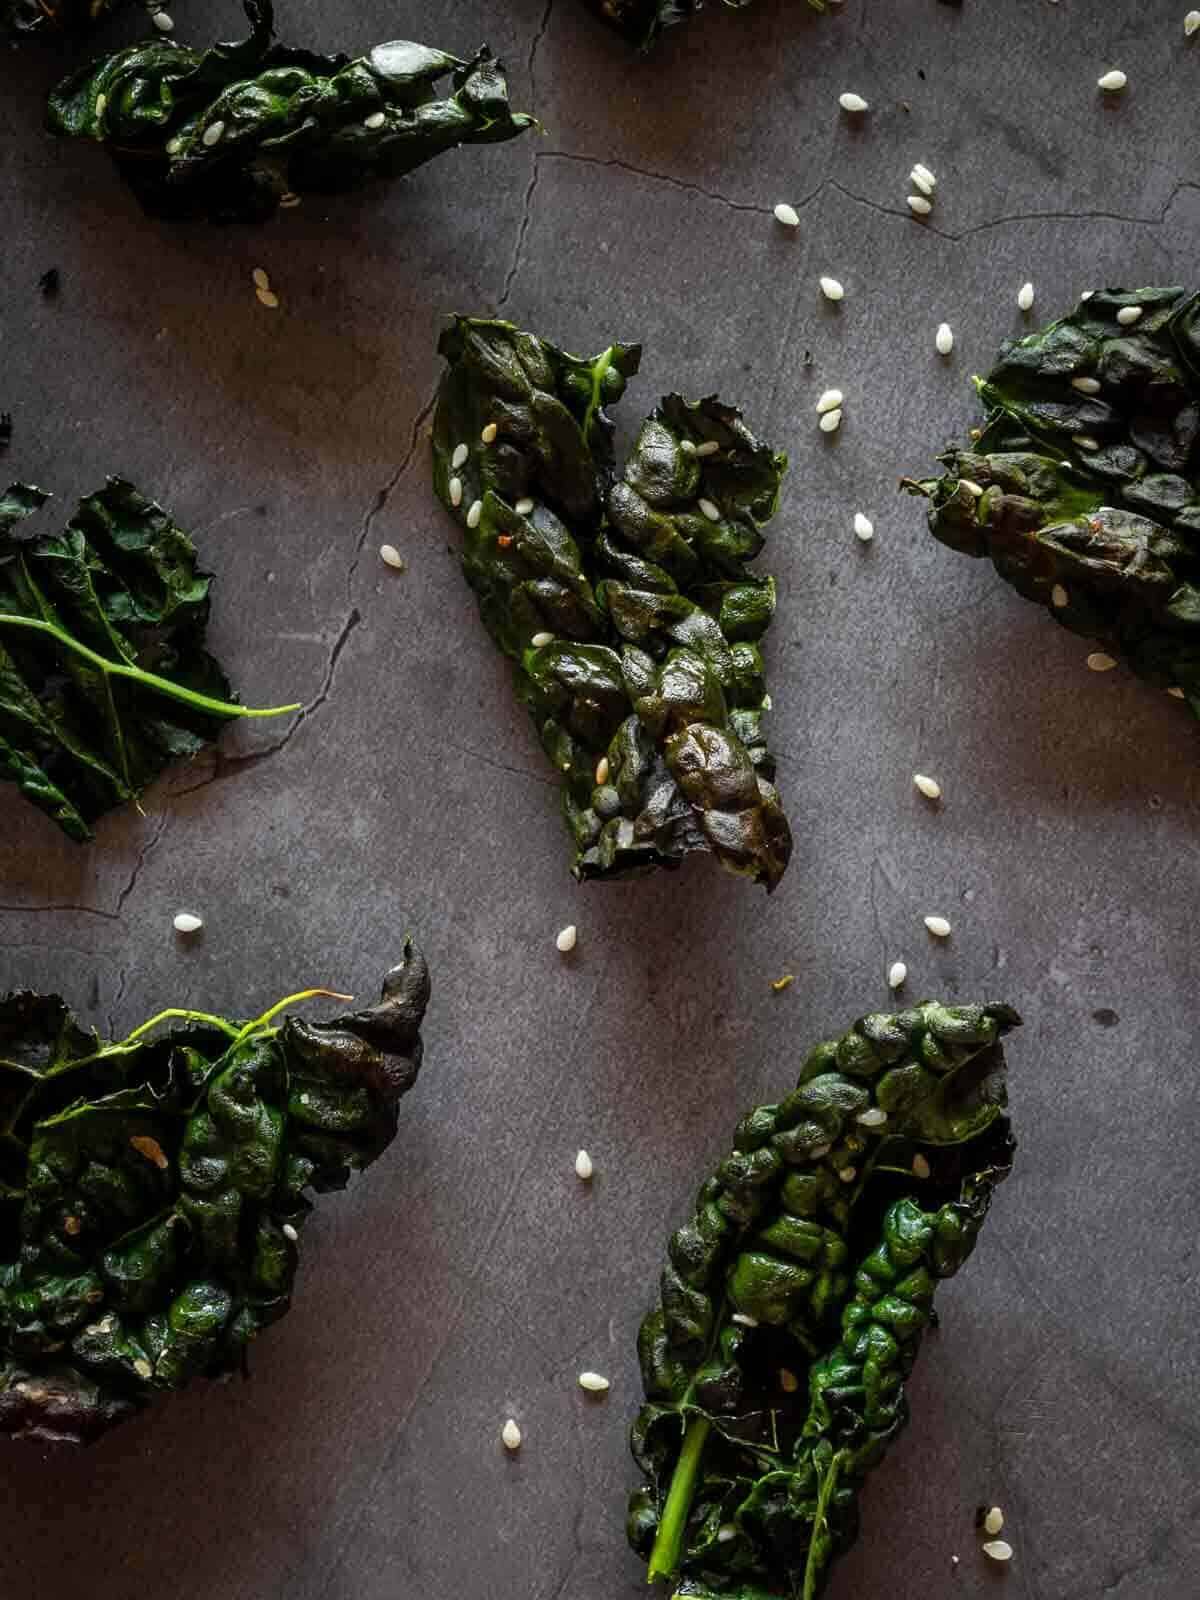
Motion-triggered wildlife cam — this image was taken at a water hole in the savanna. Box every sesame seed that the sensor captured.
[1051,584,1069,608]
[839,92,869,112]
[888,961,907,989]
[173,911,203,934]
[1087,651,1117,671]
[595,756,610,785]
[279,193,301,208]
[857,1107,888,1128]
[1116,304,1143,325]
[910,169,934,198]
[935,322,954,355]
[913,773,941,800]
[912,1153,932,1180]
[1168,686,1186,698]
[448,477,463,508]
[64,1215,81,1235]
[983,1507,1005,1536]
[911,162,937,190]
[466,499,483,529]
[716,1526,737,1543]
[1188,11,1200,37]
[779,1368,799,1392]
[578,1371,609,1393]
[731,1312,758,1328]
[152,9,173,30]
[819,408,843,433]
[451,443,469,470]
[363,111,386,129]
[694,440,720,457]
[282,1223,299,1242]
[94,92,107,120]
[982,1541,1014,1563]
[1072,433,1100,450]
[256,288,279,309]
[839,1166,857,1184]
[555,924,577,954]
[816,388,844,414]
[1097,69,1128,91]
[252,268,270,291]
[1017,281,1035,312]
[820,276,845,301]
[133,1358,153,1379]
[202,120,225,147]
[1071,376,1101,394]
[951,1555,960,1567]
[924,915,952,938]
[853,512,874,542]
[907,195,933,216]
[531,631,553,648]
[379,544,404,570]
[130,1135,169,1170]
[679,437,696,454]
[481,423,498,444]
[502,1418,522,1450]
[1081,289,1095,300]
[515,497,534,515]
[959,478,984,498]
[698,498,721,522]
[774,203,801,227]
[165,136,183,156]
[575,1149,594,1180]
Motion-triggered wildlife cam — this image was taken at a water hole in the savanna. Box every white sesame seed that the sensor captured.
[854,512,874,542]
[1017,281,1035,312]
[911,162,937,190]
[252,268,270,291]
[1071,376,1101,394]
[951,1555,960,1567]
[94,93,107,120]
[1087,651,1117,672]
[1051,584,1069,608]
[1168,685,1186,698]
[910,169,934,198]
[481,423,498,444]
[451,443,469,470]
[173,912,203,934]
[202,119,225,147]
[816,388,844,415]
[694,440,720,457]
[1081,289,1095,300]
[959,479,984,498]
[907,195,933,216]
[679,437,696,455]
[857,1107,888,1128]
[502,1418,522,1450]
[555,924,577,954]
[152,9,173,30]
[363,111,386,130]
[575,1149,594,1180]
[448,477,463,507]
[820,276,845,302]
[279,193,301,208]
[1116,304,1143,326]
[982,1541,1014,1563]
[888,961,907,990]
[983,1507,1005,1536]
[935,322,954,355]
[515,497,534,515]
[1072,434,1100,451]
[839,92,869,112]
[1097,69,1127,92]
[256,287,279,309]
[774,203,801,228]
[466,499,483,529]
[924,915,952,938]
[913,773,941,800]
[819,408,843,434]
[595,756,610,786]
[165,135,183,156]
[133,1358,153,1379]
[379,544,404,570]
[1188,11,1200,38]
[698,498,721,522]
[731,1312,758,1328]
[839,1166,857,1184]
[531,631,553,648]
[578,1371,609,1393]
[912,1153,932,1180]
[280,1223,299,1242]
[716,1526,737,1544]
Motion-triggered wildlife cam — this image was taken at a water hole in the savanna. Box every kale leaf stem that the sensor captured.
[647,1413,711,1586]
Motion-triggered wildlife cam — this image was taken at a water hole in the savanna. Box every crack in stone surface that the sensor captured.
[347,388,438,603]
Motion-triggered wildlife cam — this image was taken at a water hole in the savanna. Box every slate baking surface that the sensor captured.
[1,1,1198,1596]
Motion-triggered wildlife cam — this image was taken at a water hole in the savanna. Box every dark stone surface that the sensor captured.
[1,1,1198,1597]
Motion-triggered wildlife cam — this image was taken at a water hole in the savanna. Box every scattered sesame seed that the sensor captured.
[481,422,498,444]
[716,1526,737,1544]
[694,440,720,457]
[1188,11,1200,38]
[982,1540,1014,1563]
[451,443,469,470]
[363,111,386,129]
[282,1223,299,1242]
[173,911,203,934]
[771,974,795,993]
[531,631,553,648]
[449,477,463,508]
[959,478,984,498]
[595,756,610,785]
[910,169,935,198]
[515,497,534,515]
[888,961,907,989]
[839,1166,857,1184]
[94,92,107,120]
[279,193,301,208]
[575,1149,594,1180]
[820,276,845,301]
[773,203,801,228]
[731,1312,758,1328]
[983,1507,1005,1536]
[779,1368,799,1392]
[913,773,941,800]
[502,1418,522,1450]
[1097,69,1128,92]
[1017,281,1035,312]
[152,9,174,30]
[555,924,577,954]
[698,498,721,522]
[951,1554,960,1567]
[256,288,280,309]
[1116,304,1143,326]
[816,388,844,414]
[1072,433,1100,450]
[578,1371,609,1393]
[466,499,483,529]
[912,161,937,188]
[854,512,874,542]
[379,544,404,570]
[924,915,952,938]
[935,322,954,355]
[1081,289,1095,301]
[1168,685,1186,698]
[165,136,183,156]
[133,1358,153,1379]
[130,1135,169,1170]
[912,1153,932,1180]
[819,408,843,434]
[907,195,934,216]
[1071,376,1101,394]
[1051,584,1069,608]
[202,119,225,147]
[252,268,270,291]
[857,1107,888,1128]
[679,437,696,454]
[1088,651,1117,671]
[839,92,869,112]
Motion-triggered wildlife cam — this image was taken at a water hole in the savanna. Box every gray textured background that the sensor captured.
[2,1,1199,1596]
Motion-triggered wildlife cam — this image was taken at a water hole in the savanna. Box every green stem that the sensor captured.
[801,1449,843,1600]
[230,987,353,1046]
[0,613,301,719]
[580,347,615,445]
[647,1414,711,1586]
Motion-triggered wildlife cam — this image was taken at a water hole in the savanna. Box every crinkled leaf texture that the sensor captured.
[905,286,1200,721]
[432,316,792,891]
[47,0,537,223]
[627,999,1020,1599]
[0,943,430,1444]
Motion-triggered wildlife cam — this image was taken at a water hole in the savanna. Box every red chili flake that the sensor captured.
[497,535,513,548]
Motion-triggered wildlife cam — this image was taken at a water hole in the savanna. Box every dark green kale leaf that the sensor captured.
[627,999,1020,1599]
[46,0,538,223]
[433,316,792,891]
[581,0,827,51]
[0,943,430,1444]
[0,477,298,842]
[904,286,1200,720]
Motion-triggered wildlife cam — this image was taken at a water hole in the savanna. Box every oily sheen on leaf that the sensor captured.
[0,944,429,1444]
[627,1000,1020,1599]
[432,316,792,891]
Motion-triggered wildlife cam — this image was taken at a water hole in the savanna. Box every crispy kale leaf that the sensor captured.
[46,0,537,223]
[904,286,1200,719]
[0,944,430,1444]
[582,0,826,51]
[627,1000,1020,1599]
[433,316,792,890]
[0,477,297,842]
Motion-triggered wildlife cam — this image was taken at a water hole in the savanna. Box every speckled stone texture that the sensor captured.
[1,1,1198,1597]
